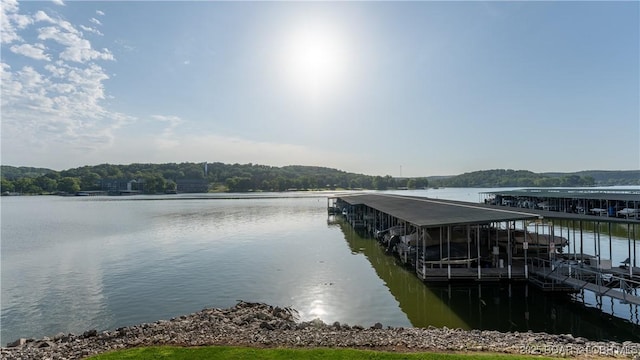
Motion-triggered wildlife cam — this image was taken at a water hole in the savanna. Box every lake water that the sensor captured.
[2,188,639,345]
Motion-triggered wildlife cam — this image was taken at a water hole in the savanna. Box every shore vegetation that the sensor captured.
[2,163,635,195]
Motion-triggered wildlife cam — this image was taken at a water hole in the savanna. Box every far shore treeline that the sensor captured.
[1,163,638,195]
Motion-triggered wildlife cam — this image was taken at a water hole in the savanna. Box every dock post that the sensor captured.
[523,221,528,279]
[476,224,481,280]
[627,224,636,279]
[507,223,512,279]
[447,225,451,280]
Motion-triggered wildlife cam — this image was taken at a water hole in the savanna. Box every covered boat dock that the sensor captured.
[480,188,640,218]
[330,193,640,304]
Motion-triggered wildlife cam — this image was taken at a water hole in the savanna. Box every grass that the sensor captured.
[88,346,556,360]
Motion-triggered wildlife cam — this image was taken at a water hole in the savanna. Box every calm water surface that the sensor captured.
[1,188,639,345]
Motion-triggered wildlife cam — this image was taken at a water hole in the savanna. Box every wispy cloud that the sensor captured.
[32,9,113,63]
[10,43,51,61]
[150,115,184,148]
[80,24,104,36]
[52,0,65,6]
[96,10,105,16]
[1,1,131,163]
[37,26,114,63]
[89,17,102,26]
[1,0,33,44]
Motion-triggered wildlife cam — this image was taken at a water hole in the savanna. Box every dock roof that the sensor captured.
[338,194,639,227]
[481,188,640,202]
[339,194,541,227]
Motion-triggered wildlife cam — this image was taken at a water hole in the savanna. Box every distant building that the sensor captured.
[176,179,209,193]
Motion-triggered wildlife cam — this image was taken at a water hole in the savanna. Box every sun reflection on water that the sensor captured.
[308,299,327,317]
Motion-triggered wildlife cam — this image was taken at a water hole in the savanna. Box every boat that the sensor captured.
[496,223,569,253]
[376,225,405,247]
[590,208,608,216]
[617,208,639,219]
[389,232,418,264]
[421,242,478,261]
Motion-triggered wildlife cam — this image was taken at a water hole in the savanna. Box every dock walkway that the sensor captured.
[530,266,640,305]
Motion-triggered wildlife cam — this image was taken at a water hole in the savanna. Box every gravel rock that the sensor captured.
[2,301,638,359]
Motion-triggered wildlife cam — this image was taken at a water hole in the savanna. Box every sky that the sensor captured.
[1,1,638,177]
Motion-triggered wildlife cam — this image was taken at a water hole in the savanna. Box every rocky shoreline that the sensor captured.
[2,301,639,360]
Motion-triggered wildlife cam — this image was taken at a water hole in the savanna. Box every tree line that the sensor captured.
[0,163,429,194]
[2,164,631,195]
[427,169,596,188]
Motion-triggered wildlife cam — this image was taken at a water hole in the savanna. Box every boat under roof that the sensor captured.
[481,188,640,202]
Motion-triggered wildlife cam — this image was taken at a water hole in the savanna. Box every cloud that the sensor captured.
[80,24,104,36]
[1,62,129,148]
[52,0,65,5]
[96,10,105,16]
[38,26,114,62]
[150,115,184,148]
[10,43,51,61]
[151,115,183,128]
[32,10,113,62]
[34,10,55,23]
[1,0,33,44]
[89,17,102,26]
[1,3,131,166]
[34,10,77,34]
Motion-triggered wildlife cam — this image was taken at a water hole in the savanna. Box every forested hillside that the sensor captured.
[0,163,427,194]
[1,163,637,195]
[542,170,640,186]
[427,169,597,187]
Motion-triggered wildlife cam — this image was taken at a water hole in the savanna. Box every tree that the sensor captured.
[413,177,429,189]
[226,176,252,192]
[14,178,34,193]
[80,172,101,190]
[35,176,58,193]
[165,180,177,192]
[373,176,386,190]
[58,177,81,193]
[139,173,166,194]
[1,178,15,193]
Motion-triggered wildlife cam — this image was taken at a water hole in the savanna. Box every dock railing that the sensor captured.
[529,256,640,303]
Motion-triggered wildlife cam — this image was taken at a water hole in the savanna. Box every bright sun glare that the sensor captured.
[279,21,351,105]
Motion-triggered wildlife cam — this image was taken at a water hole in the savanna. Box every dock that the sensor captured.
[480,188,640,219]
[329,193,640,305]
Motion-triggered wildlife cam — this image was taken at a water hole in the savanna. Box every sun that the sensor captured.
[278,20,351,105]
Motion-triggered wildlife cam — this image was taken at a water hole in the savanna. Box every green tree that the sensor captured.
[373,176,385,190]
[581,176,595,186]
[165,180,177,192]
[80,172,101,190]
[58,177,81,193]
[1,178,15,193]
[14,177,34,193]
[226,176,252,192]
[35,176,58,193]
[139,174,166,194]
[413,177,429,188]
